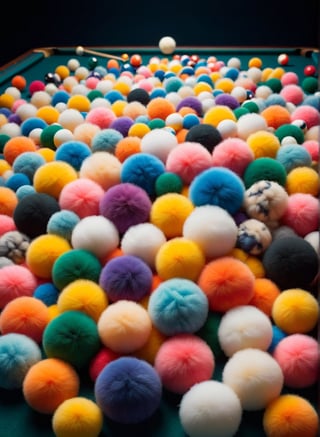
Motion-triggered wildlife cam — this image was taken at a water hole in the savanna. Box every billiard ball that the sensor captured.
[158,36,176,55]
[44,72,61,86]
[88,57,98,70]
[277,53,289,65]
[304,64,316,76]
[130,54,142,68]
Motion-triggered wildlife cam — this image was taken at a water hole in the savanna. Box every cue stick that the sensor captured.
[76,46,124,61]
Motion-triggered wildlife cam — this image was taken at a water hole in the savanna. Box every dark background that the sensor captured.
[1,0,319,67]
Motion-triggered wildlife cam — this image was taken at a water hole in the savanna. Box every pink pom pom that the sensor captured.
[273,334,320,388]
[0,265,38,309]
[59,178,105,218]
[279,85,304,105]
[0,214,16,236]
[166,142,213,185]
[281,193,319,237]
[302,140,319,162]
[212,138,254,176]
[89,347,120,381]
[291,105,320,129]
[85,107,116,129]
[154,333,215,394]
[281,72,299,86]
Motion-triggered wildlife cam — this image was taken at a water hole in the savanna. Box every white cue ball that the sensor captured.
[159,36,176,55]
[75,46,84,56]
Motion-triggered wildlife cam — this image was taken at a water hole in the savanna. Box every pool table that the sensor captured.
[0,46,319,437]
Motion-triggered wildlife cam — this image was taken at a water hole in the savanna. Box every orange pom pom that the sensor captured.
[114,136,141,162]
[0,187,18,216]
[147,97,175,120]
[249,278,281,317]
[261,105,291,129]
[3,136,37,165]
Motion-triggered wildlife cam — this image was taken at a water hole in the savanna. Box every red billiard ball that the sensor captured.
[304,64,317,76]
[277,53,289,66]
[130,54,142,67]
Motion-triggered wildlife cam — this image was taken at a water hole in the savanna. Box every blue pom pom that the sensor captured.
[94,356,162,424]
[148,278,209,335]
[51,90,70,106]
[12,151,45,181]
[16,185,36,199]
[150,88,166,98]
[47,210,80,241]
[33,282,60,306]
[189,167,245,215]
[276,144,312,173]
[268,325,287,353]
[265,94,287,107]
[91,128,123,153]
[20,117,48,136]
[104,90,124,103]
[163,76,184,92]
[121,153,165,198]
[0,333,42,389]
[5,173,31,191]
[183,113,200,129]
[54,140,92,170]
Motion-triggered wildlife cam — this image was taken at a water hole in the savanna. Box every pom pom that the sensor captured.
[237,218,272,255]
[0,264,37,309]
[0,333,42,389]
[0,230,30,264]
[97,300,152,353]
[91,128,123,153]
[197,256,255,312]
[99,182,152,234]
[33,282,59,306]
[94,356,162,424]
[52,397,104,437]
[33,161,78,199]
[140,128,178,162]
[99,254,153,302]
[271,288,319,334]
[179,380,242,437]
[79,151,122,191]
[148,278,209,335]
[243,157,287,188]
[246,130,281,159]
[154,237,206,282]
[46,209,80,241]
[22,358,80,414]
[249,277,281,317]
[222,348,284,410]
[276,144,312,173]
[211,137,254,176]
[43,310,101,369]
[154,334,215,394]
[185,123,222,152]
[263,394,319,437]
[281,193,319,236]
[54,140,92,171]
[183,205,238,259]
[89,347,120,382]
[0,187,18,217]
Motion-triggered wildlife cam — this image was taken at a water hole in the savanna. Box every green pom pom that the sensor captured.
[155,172,183,196]
[241,101,259,113]
[40,125,63,149]
[233,107,250,119]
[302,77,318,94]
[149,118,166,129]
[274,124,304,144]
[243,157,287,188]
[0,133,10,153]
[264,78,282,93]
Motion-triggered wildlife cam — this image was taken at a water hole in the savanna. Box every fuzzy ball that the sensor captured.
[85,107,116,129]
[189,167,245,215]
[272,333,319,388]
[179,380,242,437]
[276,144,312,173]
[183,205,238,259]
[229,248,266,278]
[26,234,71,278]
[120,222,166,269]
[0,264,37,309]
[22,358,80,414]
[150,193,194,238]
[291,105,320,129]
[271,288,319,334]
[91,128,123,153]
[99,254,153,302]
[59,178,105,218]
[243,180,289,223]
[237,218,272,255]
[33,282,59,306]
[33,161,78,199]
[197,256,255,312]
[0,333,42,389]
[52,397,104,437]
[261,104,291,129]
[0,187,18,217]
[304,230,319,255]
[0,214,16,236]
[0,296,50,343]
[97,300,152,353]
[12,151,45,181]
[285,166,319,196]
[243,157,287,188]
[3,135,37,165]
[79,151,122,191]
[43,310,101,369]
[249,278,281,317]
[89,347,120,382]
[218,305,273,357]
[54,140,92,171]
[185,123,223,152]
[154,334,215,394]
[71,215,119,260]
[99,182,152,234]
[57,279,108,322]
[263,236,319,290]
[155,237,206,282]
[148,278,209,335]
[211,137,254,176]
[140,128,178,162]
[281,193,319,236]
[94,356,162,424]
[236,112,268,140]
[247,130,281,159]
[0,230,30,264]
[263,394,319,437]
[222,348,284,410]
[46,209,80,241]
[165,141,213,185]
[13,192,61,238]
[133,324,167,365]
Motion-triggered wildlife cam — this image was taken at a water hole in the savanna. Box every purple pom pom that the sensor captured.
[99,254,153,302]
[176,96,203,116]
[110,116,134,136]
[99,182,152,234]
[214,94,240,109]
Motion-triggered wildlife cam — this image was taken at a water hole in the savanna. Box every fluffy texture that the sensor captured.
[154,334,215,394]
[33,161,78,199]
[271,288,319,334]
[97,300,152,353]
[183,205,238,259]
[0,333,42,389]
[189,167,245,215]
[91,128,123,153]
[94,356,162,424]
[179,380,242,437]
[52,397,104,437]
[54,140,92,171]
[272,333,319,388]
[0,296,50,343]
[79,151,122,191]
[133,324,167,365]
[249,278,281,317]
[155,237,206,282]
[46,210,80,241]
[243,157,287,188]
[42,310,101,369]
[148,278,209,336]
[246,130,280,159]
[276,144,312,173]
[99,254,153,302]
[218,305,273,357]
[33,282,59,306]
[59,178,105,218]
[281,193,319,236]
[237,218,272,255]
[0,264,37,309]
[52,248,102,290]
[99,182,152,234]
[89,347,120,382]
[211,137,254,176]
[140,128,178,162]
[0,230,30,264]
[222,348,284,410]
[197,256,255,312]
[263,394,319,437]
[285,166,319,196]
[22,358,80,414]
[185,123,222,152]
[0,187,18,217]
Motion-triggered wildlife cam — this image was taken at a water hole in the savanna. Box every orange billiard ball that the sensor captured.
[130,54,142,67]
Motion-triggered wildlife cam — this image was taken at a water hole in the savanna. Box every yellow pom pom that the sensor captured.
[67,94,91,112]
[36,105,60,124]
[246,130,281,159]
[33,161,78,198]
[193,82,213,95]
[248,57,263,68]
[272,288,319,334]
[203,105,237,127]
[229,248,265,278]
[36,147,56,162]
[285,166,319,196]
[111,100,127,116]
[128,122,151,138]
[0,93,15,109]
[134,325,167,364]
[215,77,235,93]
